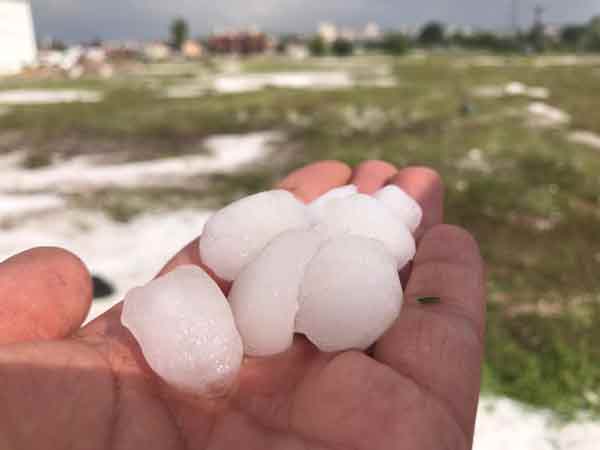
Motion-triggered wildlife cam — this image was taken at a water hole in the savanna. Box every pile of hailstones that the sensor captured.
[122,185,422,395]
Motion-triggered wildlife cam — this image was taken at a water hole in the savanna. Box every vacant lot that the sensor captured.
[1,52,600,418]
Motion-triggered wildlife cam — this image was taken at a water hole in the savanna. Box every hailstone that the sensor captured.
[229,230,324,356]
[313,193,416,269]
[199,190,312,281]
[295,236,403,352]
[308,184,358,223]
[374,185,423,233]
[121,266,243,396]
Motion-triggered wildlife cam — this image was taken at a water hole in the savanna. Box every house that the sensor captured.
[182,40,203,59]
[144,42,172,61]
[318,22,338,44]
[208,30,269,55]
[0,0,37,75]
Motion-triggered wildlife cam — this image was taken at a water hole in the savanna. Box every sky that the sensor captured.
[30,0,600,42]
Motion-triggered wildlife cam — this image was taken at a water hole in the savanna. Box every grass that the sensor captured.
[2,53,600,418]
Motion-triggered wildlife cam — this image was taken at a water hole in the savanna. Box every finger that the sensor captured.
[0,247,92,345]
[388,166,444,239]
[351,160,398,194]
[278,160,352,202]
[374,225,485,442]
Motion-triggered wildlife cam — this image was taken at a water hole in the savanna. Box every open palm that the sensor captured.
[0,161,485,450]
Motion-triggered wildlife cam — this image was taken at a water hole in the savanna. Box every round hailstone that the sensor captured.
[199,190,312,281]
[295,236,403,352]
[313,193,416,269]
[374,185,423,233]
[121,265,243,396]
[308,184,358,223]
[229,230,324,357]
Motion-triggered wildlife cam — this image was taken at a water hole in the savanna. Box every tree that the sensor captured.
[560,25,586,50]
[527,22,547,52]
[331,38,354,57]
[381,33,409,55]
[582,17,600,52]
[419,22,446,47]
[308,36,326,56]
[170,18,189,51]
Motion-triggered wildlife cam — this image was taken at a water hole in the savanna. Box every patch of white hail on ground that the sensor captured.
[0,194,65,221]
[0,208,214,323]
[0,132,282,193]
[527,102,571,128]
[0,89,103,105]
[474,396,600,450]
[568,130,600,150]
[213,72,354,94]
[164,69,397,99]
[456,149,493,174]
[472,82,549,100]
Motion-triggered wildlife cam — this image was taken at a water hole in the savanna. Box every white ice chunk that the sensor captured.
[296,236,403,352]
[313,193,416,269]
[121,266,243,396]
[199,190,312,281]
[374,185,423,233]
[229,230,324,356]
[308,184,358,222]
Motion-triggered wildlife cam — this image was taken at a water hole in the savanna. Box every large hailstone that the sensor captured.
[295,236,403,352]
[121,266,243,396]
[313,193,416,269]
[374,185,423,233]
[308,184,358,223]
[199,190,312,281]
[229,230,324,356]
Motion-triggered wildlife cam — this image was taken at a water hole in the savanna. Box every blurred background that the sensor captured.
[1,1,600,448]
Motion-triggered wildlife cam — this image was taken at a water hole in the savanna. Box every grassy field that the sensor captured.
[1,52,600,418]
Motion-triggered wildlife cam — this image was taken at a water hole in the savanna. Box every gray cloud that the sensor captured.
[30,0,600,42]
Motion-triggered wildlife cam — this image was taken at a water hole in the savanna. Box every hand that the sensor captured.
[0,161,485,450]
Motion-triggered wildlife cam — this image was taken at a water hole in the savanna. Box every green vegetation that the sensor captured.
[1,53,600,418]
[170,18,189,51]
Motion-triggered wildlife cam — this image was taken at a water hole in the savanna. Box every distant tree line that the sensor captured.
[307,16,600,57]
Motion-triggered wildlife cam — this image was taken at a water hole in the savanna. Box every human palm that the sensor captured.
[0,161,484,450]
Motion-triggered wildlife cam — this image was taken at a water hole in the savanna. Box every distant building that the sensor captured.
[144,42,172,61]
[286,42,309,59]
[363,22,383,41]
[182,39,203,59]
[0,0,37,75]
[318,22,338,44]
[208,30,268,55]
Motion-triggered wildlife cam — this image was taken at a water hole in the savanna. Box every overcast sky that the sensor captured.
[31,0,600,42]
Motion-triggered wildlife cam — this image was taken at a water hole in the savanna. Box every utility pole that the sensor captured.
[533,4,546,27]
[511,0,520,34]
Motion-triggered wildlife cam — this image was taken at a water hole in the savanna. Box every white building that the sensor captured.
[318,22,338,44]
[0,0,37,75]
[363,22,383,41]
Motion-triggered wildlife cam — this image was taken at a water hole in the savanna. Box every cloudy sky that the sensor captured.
[31,0,600,42]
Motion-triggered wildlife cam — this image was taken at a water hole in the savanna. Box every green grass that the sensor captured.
[2,53,600,418]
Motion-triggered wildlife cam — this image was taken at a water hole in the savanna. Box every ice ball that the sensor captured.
[295,236,403,352]
[374,185,423,233]
[229,230,324,356]
[199,190,312,281]
[121,265,242,396]
[308,184,358,223]
[313,193,416,269]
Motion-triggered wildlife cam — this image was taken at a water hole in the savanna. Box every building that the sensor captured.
[208,30,269,55]
[182,39,203,59]
[363,22,383,41]
[143,42,172,61]
[318,22,338,44]
[0,0,37,75]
